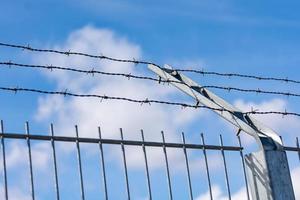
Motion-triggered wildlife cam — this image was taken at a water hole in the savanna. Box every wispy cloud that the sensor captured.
[70,0,300,28]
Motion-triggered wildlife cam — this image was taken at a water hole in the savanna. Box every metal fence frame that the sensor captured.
[0,120,299,200]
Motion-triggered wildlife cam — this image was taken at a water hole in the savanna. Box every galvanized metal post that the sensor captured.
[148,64,296,200]
[245,139,295,200]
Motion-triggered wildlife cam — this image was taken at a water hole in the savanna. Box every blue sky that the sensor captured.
[0,0,300,199]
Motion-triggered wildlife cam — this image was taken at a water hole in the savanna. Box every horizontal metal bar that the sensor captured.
[0,133,243,151]
[283,146,300,152]
[1,133,299,153]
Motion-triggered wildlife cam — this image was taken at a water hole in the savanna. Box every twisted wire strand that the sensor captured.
[174,69,300,84]
[1,42,300,84]
[1,61,300,98]
[0,42,157,66]
[0,86,299,117]
[0,61,170,83]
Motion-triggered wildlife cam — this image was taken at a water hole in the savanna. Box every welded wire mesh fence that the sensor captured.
[0,120,299,200]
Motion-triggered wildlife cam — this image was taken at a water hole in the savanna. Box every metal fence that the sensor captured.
[0,120,299,200]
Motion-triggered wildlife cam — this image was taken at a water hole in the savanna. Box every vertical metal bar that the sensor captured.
[75,125,85,200]
[296,137,300,163]
[120,128,131,200]
[25,122,35,200]
[161,131,173,200]
[50,124,60,200]
[98,127,108,200]
[0,120,8,200]
[181,132,193,200]
[219,134,231,200]
[200,133,213,200]
[237,135,250,200]
[141,130,152,200]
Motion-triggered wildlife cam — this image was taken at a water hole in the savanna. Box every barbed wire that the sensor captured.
[0,61,171,83]
[0,42,156,66]
[0,86,299,117]
[1,61,300,98]
[1,42,300,84]
[202,85,300,98]
[174,69,300,84]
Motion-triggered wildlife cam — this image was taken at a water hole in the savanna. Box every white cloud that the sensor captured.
[196,185,248,200]
[0,142,51,200]
[36,95,65,120]
[33,25,204,169]
[0,141,50,171]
